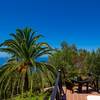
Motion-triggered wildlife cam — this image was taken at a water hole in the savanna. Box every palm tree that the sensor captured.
[0,28,55,99]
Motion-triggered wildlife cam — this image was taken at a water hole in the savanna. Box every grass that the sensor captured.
[11,96,43,100]
[8,92,50,100]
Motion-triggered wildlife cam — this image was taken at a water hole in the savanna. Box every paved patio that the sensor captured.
[66,90,100,100]
[63,87,100,100]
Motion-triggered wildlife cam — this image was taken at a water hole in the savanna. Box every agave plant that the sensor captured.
[0,28,55,99]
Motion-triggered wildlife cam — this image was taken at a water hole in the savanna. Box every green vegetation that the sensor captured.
[0,28,54,99]
[48,41,100,83]
[8,92,49,100]
[0,28,100,99]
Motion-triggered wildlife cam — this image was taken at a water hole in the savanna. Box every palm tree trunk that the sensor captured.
[24,72,29,91]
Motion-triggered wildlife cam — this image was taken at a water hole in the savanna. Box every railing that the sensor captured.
[50,70,66,100]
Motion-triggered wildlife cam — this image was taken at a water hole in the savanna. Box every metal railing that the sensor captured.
[50,70,66,100]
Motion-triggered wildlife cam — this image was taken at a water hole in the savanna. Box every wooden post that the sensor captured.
[86,82,89,93]
[96,78,99,92]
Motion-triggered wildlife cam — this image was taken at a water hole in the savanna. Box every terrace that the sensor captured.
[66,89,100,100]
[51,70,100,100]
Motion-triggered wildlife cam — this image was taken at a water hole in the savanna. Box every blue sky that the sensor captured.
[0,0,100,57]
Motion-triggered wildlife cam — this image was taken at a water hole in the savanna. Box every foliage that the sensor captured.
[48,41,100,83]
[48,41,79,82]
[8,92,50,100]
[0,29,100,99]
[0,28,54,99]
[89,49,100,78]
